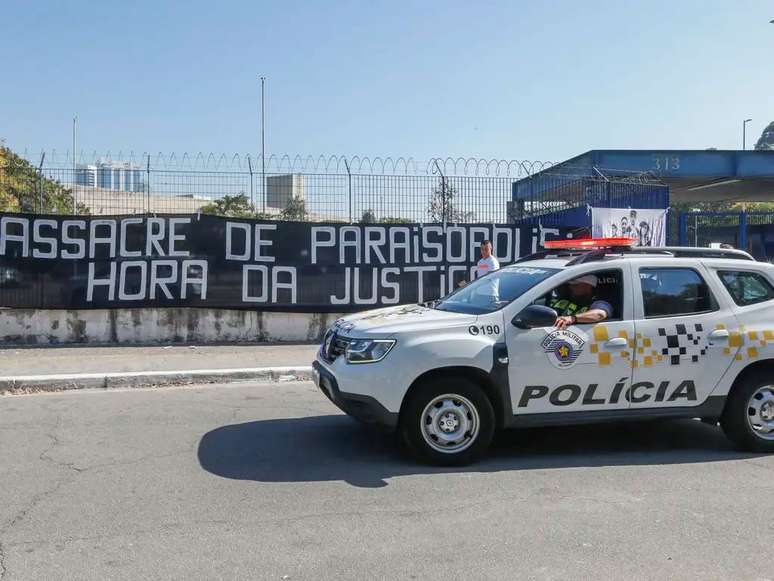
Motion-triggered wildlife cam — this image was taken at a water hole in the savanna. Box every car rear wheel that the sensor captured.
[721,371,774,452]
[399,377,495,466]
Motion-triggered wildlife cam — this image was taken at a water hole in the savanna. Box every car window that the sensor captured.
[639,268,716,318]
[718,270,774,307]
[434,266,559,315]
[533,269,624,321]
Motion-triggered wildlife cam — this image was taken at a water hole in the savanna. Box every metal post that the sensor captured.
[678,212,688,246]
[247,155,254,209]
[344,158,352,223]
[432,159,446,225]
[442,175,447,223]
[146,155,151,214]
[37,153,45,212]
[743,118,752,150]
[740,209,748,251]
[72,115,77,213]
[694,214,698,247]
[260,76,266,213]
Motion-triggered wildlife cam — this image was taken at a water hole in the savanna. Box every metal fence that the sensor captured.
[2,165,521,223]
[678,211,774,261]
[511,173,670,228]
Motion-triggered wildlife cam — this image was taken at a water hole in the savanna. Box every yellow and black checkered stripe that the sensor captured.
[589,323,774,368]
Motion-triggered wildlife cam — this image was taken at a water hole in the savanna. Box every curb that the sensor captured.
[0,366,315,395]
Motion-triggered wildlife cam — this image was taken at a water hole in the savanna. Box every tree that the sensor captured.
[755,121,774,150]
[427,179,475,222]
[359,209,411,224]
[0,143,87,214]
[280,196,308,221]
[200,193,257,218]
[378,216,412,224]
[359,209,376,224]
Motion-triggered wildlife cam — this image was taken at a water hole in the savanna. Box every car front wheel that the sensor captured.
[399,377,495,466]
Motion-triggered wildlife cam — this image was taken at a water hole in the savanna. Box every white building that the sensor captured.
[75,164,98,187]
[76,159,144,192]
[266,174,305,209]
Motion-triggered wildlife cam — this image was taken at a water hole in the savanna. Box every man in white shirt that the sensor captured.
[457,240,500,293]
[475,239,500,278]
[473,240,500,303]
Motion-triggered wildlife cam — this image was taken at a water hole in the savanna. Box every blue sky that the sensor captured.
[2,0,773,163]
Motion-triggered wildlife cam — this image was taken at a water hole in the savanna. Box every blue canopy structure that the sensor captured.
[515,149,774,203]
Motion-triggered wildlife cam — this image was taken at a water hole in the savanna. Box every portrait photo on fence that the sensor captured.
[591,207,667,247]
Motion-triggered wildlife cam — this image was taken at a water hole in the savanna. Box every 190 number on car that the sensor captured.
[469,325,500,336]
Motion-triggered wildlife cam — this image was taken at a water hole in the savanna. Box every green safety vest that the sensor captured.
[549,298,590,316]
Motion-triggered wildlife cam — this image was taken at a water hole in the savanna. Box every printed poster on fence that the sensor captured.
[591,207,667,247]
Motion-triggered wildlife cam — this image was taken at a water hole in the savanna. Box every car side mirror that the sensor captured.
[512,305,558,329]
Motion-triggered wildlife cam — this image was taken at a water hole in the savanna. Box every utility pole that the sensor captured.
[72,115,78,212]
[260,76,266,213]
[743,118,752,150]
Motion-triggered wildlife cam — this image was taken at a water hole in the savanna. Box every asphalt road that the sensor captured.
[1,381,773,581]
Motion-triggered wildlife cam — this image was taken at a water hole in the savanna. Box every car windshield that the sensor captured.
[434,266,560,314]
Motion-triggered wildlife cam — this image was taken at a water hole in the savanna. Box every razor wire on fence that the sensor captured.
[17,149,556,176]
[5,150,680,225]
[3,151,553,223]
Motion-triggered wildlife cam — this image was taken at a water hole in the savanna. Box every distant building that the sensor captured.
[266,174,305,209]
[75,164,97,187]
[76,159,144,192]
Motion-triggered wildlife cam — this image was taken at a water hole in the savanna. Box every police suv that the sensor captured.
[313,238,774,465]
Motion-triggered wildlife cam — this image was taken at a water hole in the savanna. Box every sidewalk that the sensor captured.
[0,343,319,393]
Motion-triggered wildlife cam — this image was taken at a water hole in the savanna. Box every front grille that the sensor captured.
[321,330,350,362]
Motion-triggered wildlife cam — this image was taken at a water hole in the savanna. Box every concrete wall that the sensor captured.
[0,308,344,345]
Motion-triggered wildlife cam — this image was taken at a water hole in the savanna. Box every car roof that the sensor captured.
[505,247,767,272]
[507,258,571,270]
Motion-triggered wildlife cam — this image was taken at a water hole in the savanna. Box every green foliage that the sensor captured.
[280,196,308,221]
[378,215,412,224]
[755,121,774,151]
[0,143,87,214]
[200,193,284,221]
[360,209,411,224]
[671,201,774,213]
[253,212,276,220]
[200,193,258,218]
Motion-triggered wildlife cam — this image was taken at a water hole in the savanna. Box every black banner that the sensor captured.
[0,213,583,312]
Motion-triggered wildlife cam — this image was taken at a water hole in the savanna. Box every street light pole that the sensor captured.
[72,115,78,176]
[72,115,78,212]
[743,118,752,150]
[260,76,266,212]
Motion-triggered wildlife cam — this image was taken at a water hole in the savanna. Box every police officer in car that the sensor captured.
[551,274,613,329]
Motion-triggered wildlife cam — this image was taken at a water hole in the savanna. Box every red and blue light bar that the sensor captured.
[543,237,637,249]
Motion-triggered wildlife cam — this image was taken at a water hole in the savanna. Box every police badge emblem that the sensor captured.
[541,329,587,369]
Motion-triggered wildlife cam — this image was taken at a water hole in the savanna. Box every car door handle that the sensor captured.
[604,337,629,349]
[708,329,730,343]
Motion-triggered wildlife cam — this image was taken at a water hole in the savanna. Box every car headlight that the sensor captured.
[345,339,396,364]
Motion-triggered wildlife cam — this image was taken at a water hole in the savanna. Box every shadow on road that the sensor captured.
[197,414,761,488]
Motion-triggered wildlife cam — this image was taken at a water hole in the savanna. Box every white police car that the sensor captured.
[313,238,774,465]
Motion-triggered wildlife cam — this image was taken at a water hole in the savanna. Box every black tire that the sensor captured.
[721,370,774,452]
[399,376,495,466]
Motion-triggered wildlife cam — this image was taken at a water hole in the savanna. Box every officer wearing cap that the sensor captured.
[551,274,613,329]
